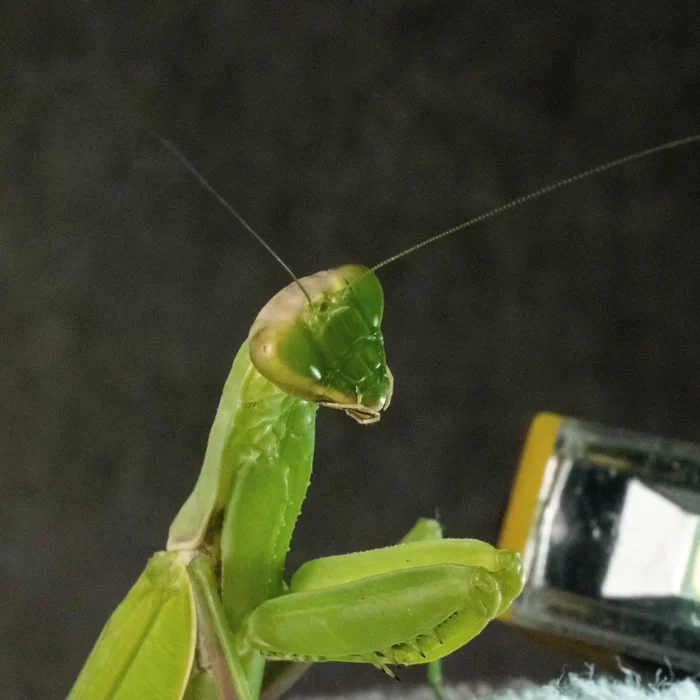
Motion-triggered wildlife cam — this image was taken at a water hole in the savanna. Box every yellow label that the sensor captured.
[498,413,562,565]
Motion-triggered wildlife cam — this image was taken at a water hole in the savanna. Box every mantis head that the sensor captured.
[249,264,392,424]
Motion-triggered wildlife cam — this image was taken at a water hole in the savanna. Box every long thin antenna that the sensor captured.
[152,133,311,303]
[372,133,700,273]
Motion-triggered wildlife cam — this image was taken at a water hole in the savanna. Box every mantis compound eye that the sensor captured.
[249,264,392,423]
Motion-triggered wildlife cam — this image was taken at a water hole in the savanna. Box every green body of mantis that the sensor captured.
[68,132,700,700]
[67,263,523,700]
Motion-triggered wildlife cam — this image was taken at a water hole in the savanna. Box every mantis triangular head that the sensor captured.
[249,264,393,424]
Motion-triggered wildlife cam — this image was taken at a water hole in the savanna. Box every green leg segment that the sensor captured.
[188,554,253,700]
[400,518,451,700]
[257,517,452,700]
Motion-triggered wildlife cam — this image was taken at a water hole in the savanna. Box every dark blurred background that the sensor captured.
[3,1,700,698]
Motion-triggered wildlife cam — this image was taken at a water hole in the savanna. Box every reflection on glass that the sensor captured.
[509,416,700,671]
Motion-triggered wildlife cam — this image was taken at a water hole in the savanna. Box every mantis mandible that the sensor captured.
[67,132,700,700]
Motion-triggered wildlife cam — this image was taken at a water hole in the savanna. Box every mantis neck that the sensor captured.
[167,340,319,625]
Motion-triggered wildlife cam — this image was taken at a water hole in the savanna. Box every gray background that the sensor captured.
[3,1,700,698]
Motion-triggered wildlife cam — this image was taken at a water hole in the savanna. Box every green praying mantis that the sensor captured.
[67,132,700,700]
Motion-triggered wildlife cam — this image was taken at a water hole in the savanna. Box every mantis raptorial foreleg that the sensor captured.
[249,521,522,677]
[257,518,449,700]
[251,541,520,668]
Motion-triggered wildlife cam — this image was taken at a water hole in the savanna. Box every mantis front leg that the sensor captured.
[254,518,516,700]
[254,518,447,700]
[246,538,522,669]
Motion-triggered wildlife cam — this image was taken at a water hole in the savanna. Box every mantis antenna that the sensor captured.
[152,132,312,304]
[371,132,700,273]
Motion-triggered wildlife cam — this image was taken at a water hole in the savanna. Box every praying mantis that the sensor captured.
[67,132,700,700]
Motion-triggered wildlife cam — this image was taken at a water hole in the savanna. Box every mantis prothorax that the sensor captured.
[67,132,700,700]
